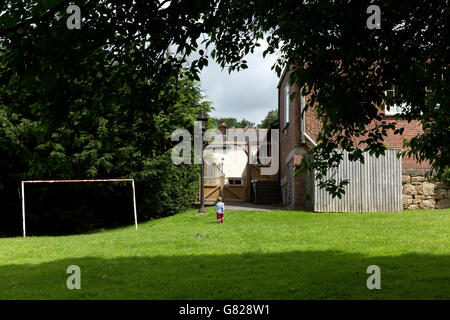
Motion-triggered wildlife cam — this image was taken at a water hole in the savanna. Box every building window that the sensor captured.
[384,85,403,115]
[227,178,244,186]
[284,84,290,127]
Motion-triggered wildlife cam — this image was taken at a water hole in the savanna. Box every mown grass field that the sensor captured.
[0,207,449,299]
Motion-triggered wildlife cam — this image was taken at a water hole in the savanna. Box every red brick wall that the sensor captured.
[378,117,430,169]
[293,154,308,209]
[301,93,430,170]
[279,72,327,209]
[279,69,298,181]
[278,70,430,210]
[353,116,431,169]
[279,69,310,209]
[304,94,322,143]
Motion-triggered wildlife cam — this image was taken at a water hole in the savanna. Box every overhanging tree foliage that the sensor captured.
[0,0,212,234]
[0,0,448,209]
[205,0,449,197]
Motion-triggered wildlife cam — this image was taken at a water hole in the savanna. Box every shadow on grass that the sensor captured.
[1,250,449,300]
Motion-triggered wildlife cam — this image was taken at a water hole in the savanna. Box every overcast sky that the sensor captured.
[197,42,280,126]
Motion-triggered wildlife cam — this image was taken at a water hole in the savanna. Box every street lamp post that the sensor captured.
[197,111,208,215]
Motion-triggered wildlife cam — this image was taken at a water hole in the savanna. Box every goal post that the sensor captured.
[20,178,138,238]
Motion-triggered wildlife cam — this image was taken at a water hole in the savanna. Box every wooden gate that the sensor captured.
[201,177,247,202]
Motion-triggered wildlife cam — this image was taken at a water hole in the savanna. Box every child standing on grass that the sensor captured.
[216,196,225,224]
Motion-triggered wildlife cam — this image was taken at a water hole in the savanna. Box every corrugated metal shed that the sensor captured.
[307,150,402,212]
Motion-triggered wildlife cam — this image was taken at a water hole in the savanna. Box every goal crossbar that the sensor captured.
[20,178,138,238]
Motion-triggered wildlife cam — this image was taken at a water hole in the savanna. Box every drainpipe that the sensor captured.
[303,132,317,147]
[300,90,306,144]
[299,91,317,147]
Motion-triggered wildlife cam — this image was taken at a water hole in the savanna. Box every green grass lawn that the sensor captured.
[1,207,449,299]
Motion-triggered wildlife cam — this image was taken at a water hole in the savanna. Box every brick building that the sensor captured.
[278,68,449,210]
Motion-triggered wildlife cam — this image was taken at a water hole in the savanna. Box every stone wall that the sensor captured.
[402,169,450,210]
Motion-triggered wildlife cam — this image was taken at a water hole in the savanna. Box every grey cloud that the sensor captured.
[198,44,280,125]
